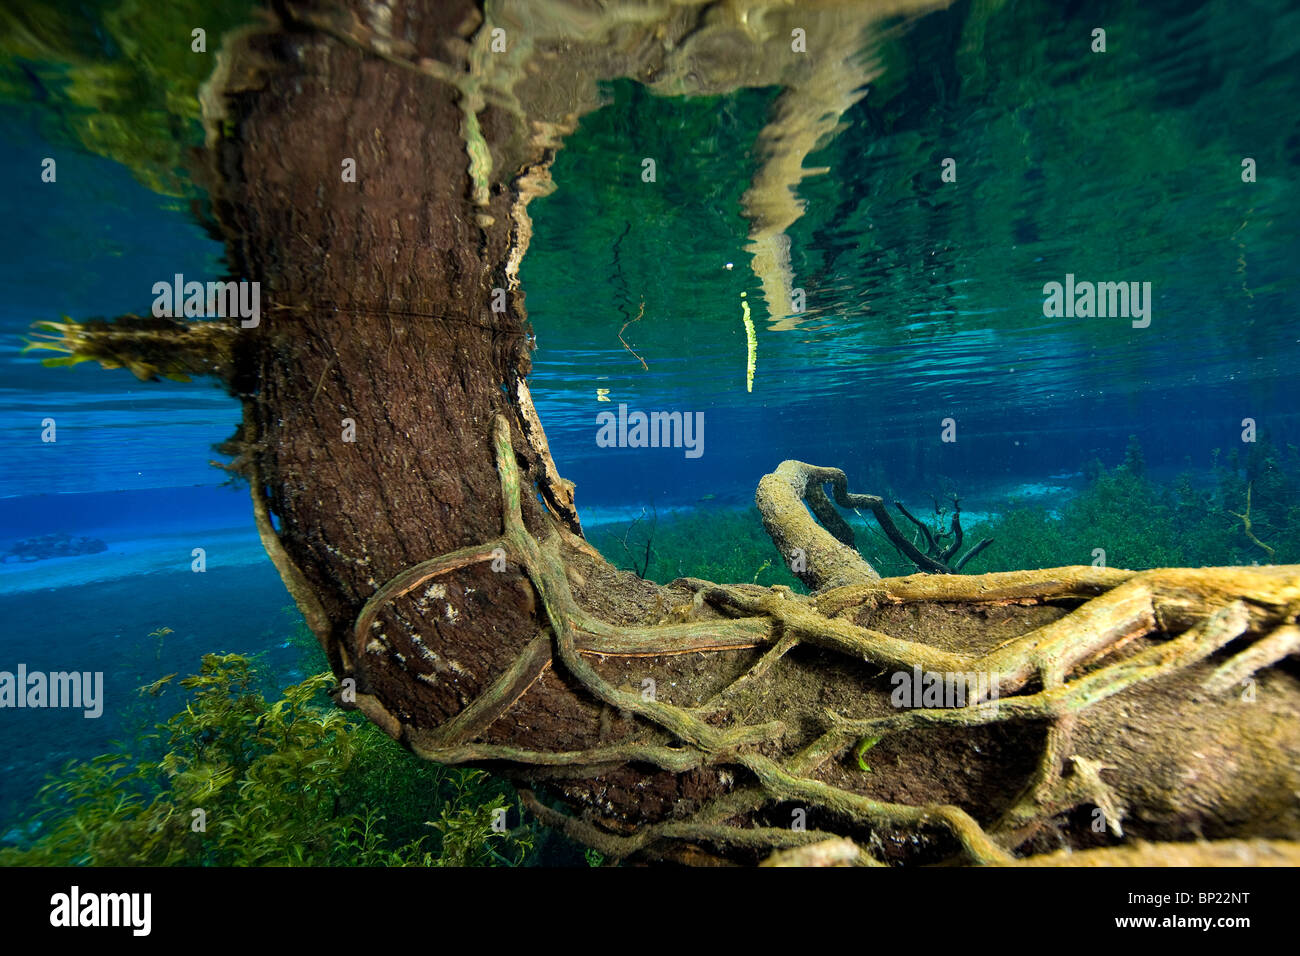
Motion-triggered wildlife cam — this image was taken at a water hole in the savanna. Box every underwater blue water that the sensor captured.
[2,0,1299,830]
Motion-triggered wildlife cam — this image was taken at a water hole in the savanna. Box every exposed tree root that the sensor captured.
[341,416,1300,865]
[1002,838,1300,867]
[755,459,994,585]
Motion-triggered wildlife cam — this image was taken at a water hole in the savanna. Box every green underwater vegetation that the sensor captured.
[588,503,807,591]
[0,648,538,867]
[592,433,1300,586]
[958,433,1300,575]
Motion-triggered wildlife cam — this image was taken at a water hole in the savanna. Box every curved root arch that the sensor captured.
[755,459,993,588]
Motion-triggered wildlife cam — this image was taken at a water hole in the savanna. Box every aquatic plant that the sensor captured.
[853,736,881,773]
[0,653,536,867]
[740,293,757,392]
[590,505,803,591]
[956,436,1300,573]
[0,532,107,563]
[594,439,1300,593]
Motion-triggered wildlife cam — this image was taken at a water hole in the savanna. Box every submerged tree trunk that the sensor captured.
[41,0,1300,864]
[209,0,756,831]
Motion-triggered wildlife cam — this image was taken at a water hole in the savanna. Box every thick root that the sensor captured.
[337,418,1300,865]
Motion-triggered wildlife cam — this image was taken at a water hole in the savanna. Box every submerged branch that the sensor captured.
[24,315,238,383]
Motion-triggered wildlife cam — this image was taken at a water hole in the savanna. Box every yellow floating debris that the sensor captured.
[741,292,757,393]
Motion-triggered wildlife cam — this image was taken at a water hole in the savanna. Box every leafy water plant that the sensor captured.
[853,735,881,773]
[0,653,536,867]
[589,434,1300,609]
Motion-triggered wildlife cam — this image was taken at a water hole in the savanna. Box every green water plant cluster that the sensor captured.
[588,505,806,592]
[592,432,1300,588]
[0,653,537,867]
[959,434,1300,573]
